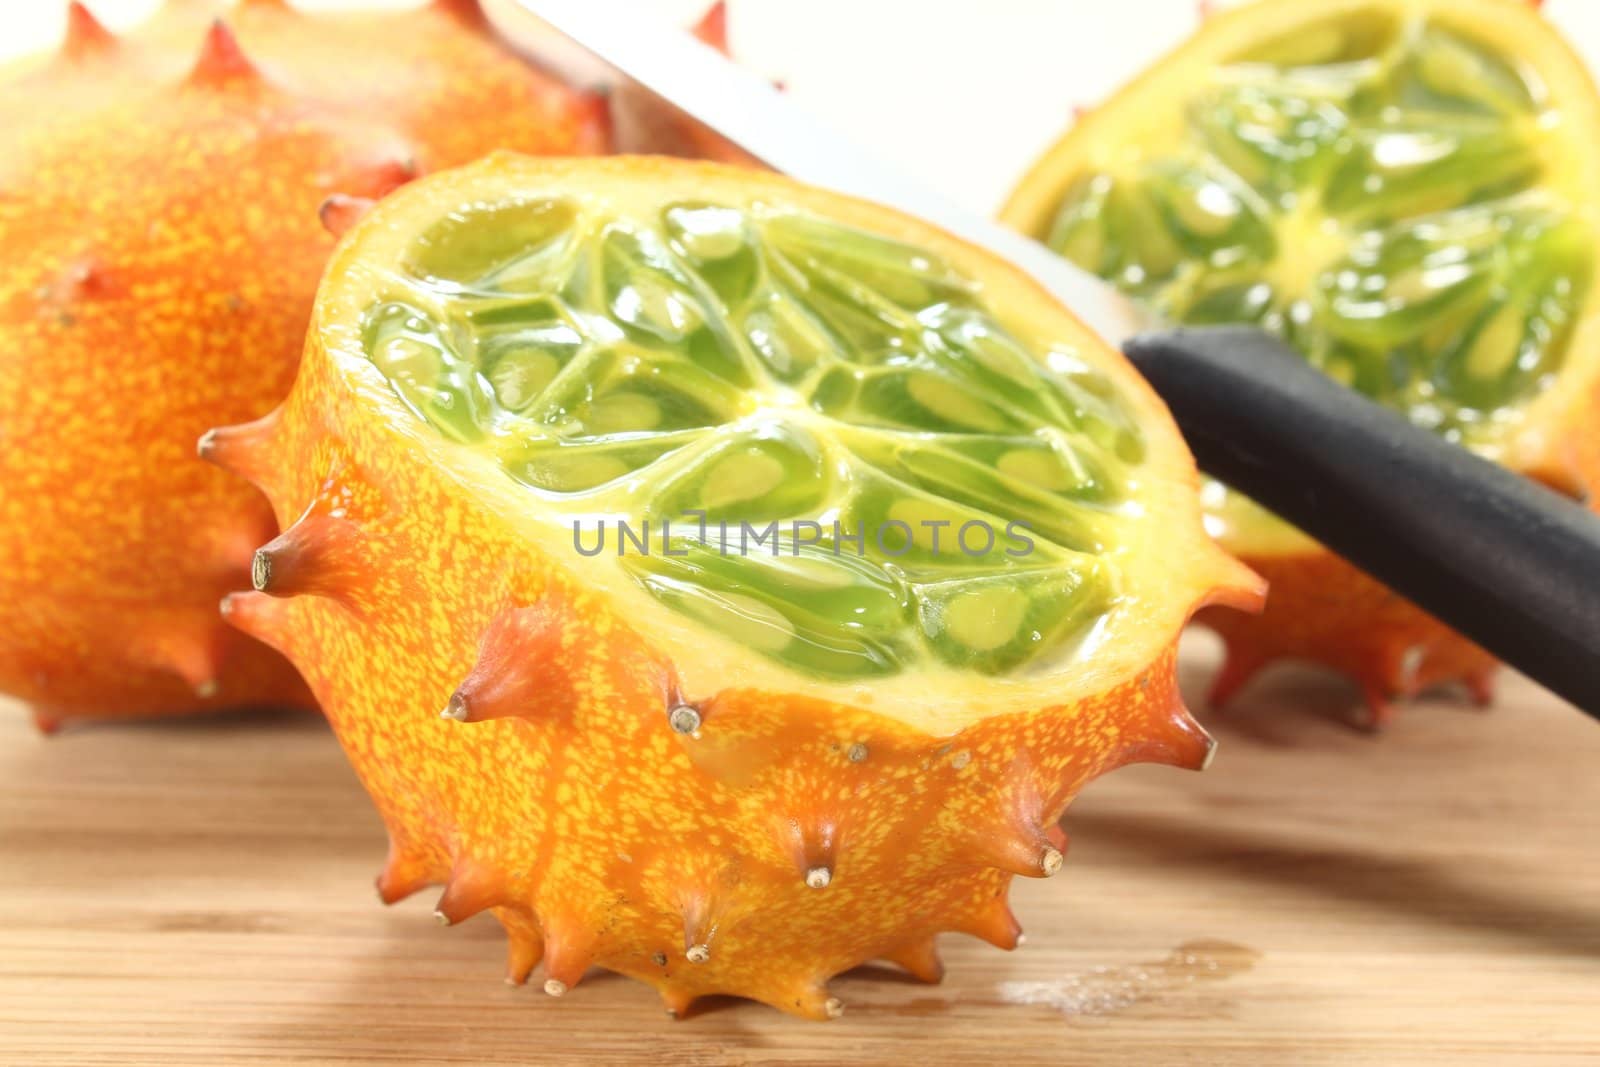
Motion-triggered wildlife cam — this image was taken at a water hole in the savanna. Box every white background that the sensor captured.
[3,0,1597,216]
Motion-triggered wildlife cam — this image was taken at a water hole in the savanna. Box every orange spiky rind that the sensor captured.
[956,899,1025,951]
[205,156,1261,1018]
[54,257,119,301]
[251,511,369,607]
[433,855,508,926]
[788,985,846,1022]
[432,0,489,29]
[778,815,841,892]
[1207,642,1269,710]
[198,409,285,495]
[319,195,378,239]
[439,596,671,726]
[677,888,729,965]
[63,3,116,61]
[376,834,436,905]
[186,21,260,87]
[1466,669,1498,707]
[218,591,294,653]
[0,0,611,728]
[501,911,545,985]
[125,622,231,699]
[882,936,945,984]
[540,918,598,997]
[690,1,730,53]
[970,819,1065,879]
[1199,551,1502,728]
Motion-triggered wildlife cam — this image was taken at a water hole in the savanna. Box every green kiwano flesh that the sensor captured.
[358,195,1151,681]
[1046,9,1593,448]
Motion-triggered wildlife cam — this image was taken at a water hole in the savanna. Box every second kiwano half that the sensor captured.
[206,155,1264,1019]
[1003,0,1600,725]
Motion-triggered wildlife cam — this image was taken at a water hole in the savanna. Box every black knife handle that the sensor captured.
[1124,325,1600,721]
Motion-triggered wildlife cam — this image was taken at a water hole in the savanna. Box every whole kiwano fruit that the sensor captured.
[205,154,1264,1018]
[0,1,609,731]
[1002,0,1600,726]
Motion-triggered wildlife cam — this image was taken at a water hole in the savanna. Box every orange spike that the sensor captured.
[777,815,839,889]
[31,708,63,736]
[63,3,115,60]
[198,408,283,493]
[971,819,1065,879]
[251,511,365,602]
[1198,566,1270,614]
[218,590,294,654]
[433,0,488,29]
[432,855,506,925]
[787,983,845,1021]
[539,919,596,997]
[187,21,260,87]
[441,599,581,724]
[376,835,435,905]
[690,1,729,54]
[209,506,279,585]
[568,87,615,155]
[1122,681,1216,772]
[956,899,1023,950]
[318,195,376,239]
[129,624,229,699]
[954,770,1066,878]
[52,257,118,302]
[659,985,697,1019]
[362,157,420,199]
[1209,643,1267,708]
[882,936,944,984]
[502,914,545,985]
[1466,667,1498,707]
[1360,683,1397,731]
[1529,457,1589,503]
[679,891,720,964]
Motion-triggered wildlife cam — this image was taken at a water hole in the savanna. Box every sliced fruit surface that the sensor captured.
[208,155,1261,1017]
[1005,0,1600,545]
[1002,0,1600,720]
[331,155,1256,721]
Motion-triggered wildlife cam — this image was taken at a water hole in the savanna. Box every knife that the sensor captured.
[512,0,1600,720]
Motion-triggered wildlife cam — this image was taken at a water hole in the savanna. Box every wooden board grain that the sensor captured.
[3,636,1598,1066]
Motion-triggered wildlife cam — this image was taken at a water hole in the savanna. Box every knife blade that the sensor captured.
[509,0,1134,342]
[511,0,1600,719]
[1127,328,1600,720]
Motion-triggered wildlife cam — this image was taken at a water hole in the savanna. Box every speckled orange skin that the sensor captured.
[201,155,1262,1019]
[1198,556,1500,729]
[0,2,607,729]
[141,0,611,168]
[211,337,1221,1020]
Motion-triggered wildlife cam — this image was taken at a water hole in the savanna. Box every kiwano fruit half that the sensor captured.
[1002,0,1600,725]
[0,1,608,731]
[205,155,1264,1018]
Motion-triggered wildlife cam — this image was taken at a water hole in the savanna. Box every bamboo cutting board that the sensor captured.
[3,638,1598,1066]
